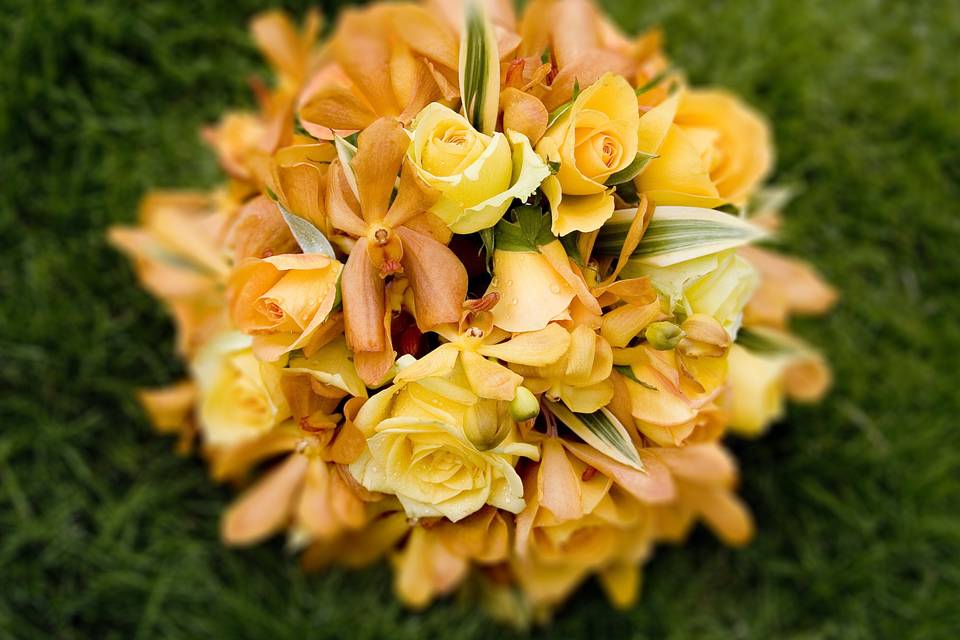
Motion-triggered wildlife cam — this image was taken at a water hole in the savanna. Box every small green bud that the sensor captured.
[645,321,685,350]
[509,387,540,422]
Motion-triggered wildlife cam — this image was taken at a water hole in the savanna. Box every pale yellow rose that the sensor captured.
[191,332,289,448]
[537,73,640,235]
[407,103,550,233]
[635,88,773,207]
[623,248,759,336]
[349,360,538,522]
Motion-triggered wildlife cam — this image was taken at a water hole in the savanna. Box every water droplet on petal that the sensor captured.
[510,298,518,305]
[549,284,561,294]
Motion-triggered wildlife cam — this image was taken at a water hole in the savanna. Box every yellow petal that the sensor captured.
[601,301,662,348]
[478,323,571,366]
[486,250,575,332]
[461,350,523,401]
[395,343,460,384]
[543,177,616,236]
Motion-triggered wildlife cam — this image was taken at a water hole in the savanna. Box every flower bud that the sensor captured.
[645,321,684,350]
[509,386,541,422]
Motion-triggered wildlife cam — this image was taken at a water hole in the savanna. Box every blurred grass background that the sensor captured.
[2,0,959,637]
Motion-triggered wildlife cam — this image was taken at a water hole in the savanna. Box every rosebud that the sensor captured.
[509,386,541,422]
[645,321,684,350]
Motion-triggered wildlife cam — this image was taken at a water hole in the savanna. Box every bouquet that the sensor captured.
[111,0,836,625]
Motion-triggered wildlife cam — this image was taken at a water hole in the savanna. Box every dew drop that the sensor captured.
[510,297,518,305]
[549,284,561,294]
[506,280,514,287]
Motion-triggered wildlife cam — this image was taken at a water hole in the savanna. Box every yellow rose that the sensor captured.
[228,253,342,362]
[349,361,539,522]
[407,103,550,233]
[623,248,758,336]
[192,332,289,447]
[635,89,773,207]
[537,73,640,236]
[725,344,786,436]
[726,329,832,436]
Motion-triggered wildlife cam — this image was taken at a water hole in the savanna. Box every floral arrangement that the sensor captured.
[111,0,836,625]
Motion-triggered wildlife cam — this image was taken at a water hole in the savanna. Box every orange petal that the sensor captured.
[390,5,459,71]
[395,226,467,331]
[352,118,410,223]
[562,440,676,504]
[332,8,400,117]
[383,161,441,230]
[500,87,548,145]
[539,240,602,316]
[299,81,379,132]
[226,196,298,262]
[221,453,308,545]
[138,382,195,433]
[325,161,368,238]
[341,240,387,353]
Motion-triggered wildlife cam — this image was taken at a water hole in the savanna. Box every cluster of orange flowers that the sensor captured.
[111,0,835,624]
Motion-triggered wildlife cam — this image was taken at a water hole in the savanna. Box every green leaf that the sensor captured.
[615,180,640,205]
[595,206,769,267]
[277,203,336,258]
[546,101,573,131]
[478,227,496,271]
[493,206,554,252]
[546,400,644,471]
[559,232,583,265]
[459,0,499,134]
[604,151,658,186]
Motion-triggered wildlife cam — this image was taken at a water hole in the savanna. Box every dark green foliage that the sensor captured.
[1,0,959,637]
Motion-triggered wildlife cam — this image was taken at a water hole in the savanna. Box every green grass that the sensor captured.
[2,0,959,637]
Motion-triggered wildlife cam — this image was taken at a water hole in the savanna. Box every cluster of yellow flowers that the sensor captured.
[111,0,836,623]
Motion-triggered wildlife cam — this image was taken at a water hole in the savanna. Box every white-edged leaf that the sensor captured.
[277,203,336,258]
[596,206,768,267]
[546,400,644,471]
[459,0,499,134]
[333,134,360,202]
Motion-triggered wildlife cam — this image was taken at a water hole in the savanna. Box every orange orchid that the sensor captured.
[325,117,468,384]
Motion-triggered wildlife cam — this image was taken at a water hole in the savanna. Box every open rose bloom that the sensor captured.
[112,0,836,626]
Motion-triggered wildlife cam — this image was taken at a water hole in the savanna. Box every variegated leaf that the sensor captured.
[596,206,768,267]
[459,0,500,134]
[546,400,644,471]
